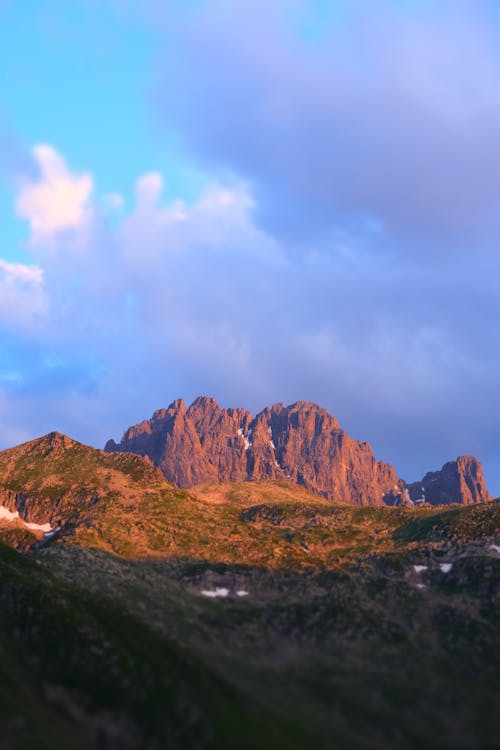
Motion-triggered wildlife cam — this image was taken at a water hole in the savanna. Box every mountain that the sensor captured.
[407,455,492,505]
[105,397,492,506]
[0,432,495,567]
[0,431,191,554]
[105,397,407,504]
[0,429,498,748]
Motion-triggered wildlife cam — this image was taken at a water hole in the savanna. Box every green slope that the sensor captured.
[0,438,499,748]
[10,534,499,750]
[0,543,325,750]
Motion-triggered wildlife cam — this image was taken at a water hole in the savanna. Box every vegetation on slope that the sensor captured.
[0,543,320,750]
[0,440,498,749]
[6,534,497,750]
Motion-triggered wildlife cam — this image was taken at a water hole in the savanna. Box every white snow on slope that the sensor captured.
[413,565,428,573]
[0,504,54,534]
[490,544,500,554]
[200,588,229,598]
[238,428,252,450]
[440,563,452,573]
[0,506,19,522]
[25,520,53,532]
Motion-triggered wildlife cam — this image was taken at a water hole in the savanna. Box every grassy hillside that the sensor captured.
[0,542,323,750]
[0,533,496,750]
[0,440,499,748]
[67,480,499,568]
[1,438,498,569]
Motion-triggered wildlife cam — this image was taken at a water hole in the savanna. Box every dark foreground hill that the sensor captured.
[1,519,499,750]
[0,432,498,748]
[106,397,492,506]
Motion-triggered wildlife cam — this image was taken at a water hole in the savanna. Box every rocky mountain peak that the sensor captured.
[105,398,400,504]
[106,397,493,507]
[20,431,78,459]
[167,398,186,413]
[188,395,220,412]
[407,454,492,505]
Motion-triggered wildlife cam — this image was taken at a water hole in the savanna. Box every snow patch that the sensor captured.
[0,506,20,522]
[25,520,53,533]
[490,544,500,554]
[415,486,426,504]
[440,563,452,573]
[270,439,276,450]
[238,427,252,450]
[0,505,54,535]
[43,528,59,539]
[413,565,428,573]
[200,588,229,598]
[236,590,249,597]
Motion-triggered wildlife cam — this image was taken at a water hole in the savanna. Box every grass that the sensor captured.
[30,540,500,750]
[0,442,499,749]
[0,543,325,750]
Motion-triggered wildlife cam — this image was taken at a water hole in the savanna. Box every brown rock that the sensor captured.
[107,397,412,505]
[406,455,492,506]
[0,431,169,533]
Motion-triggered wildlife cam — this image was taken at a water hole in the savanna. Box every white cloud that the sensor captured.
[0,259,47,329]
[135,172,164,207]
[4,144,500,494]
[15,145,93,244]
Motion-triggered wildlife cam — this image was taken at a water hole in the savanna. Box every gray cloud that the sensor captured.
[150,0,500,253]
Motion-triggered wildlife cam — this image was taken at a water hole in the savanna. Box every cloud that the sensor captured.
[0,259,47,330]
[148,0,500,253]
[15,144,93,243]
[2,141,500,494]
[135,172,164,207]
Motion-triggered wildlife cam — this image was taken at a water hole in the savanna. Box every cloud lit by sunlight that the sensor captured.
[15,145,93,243]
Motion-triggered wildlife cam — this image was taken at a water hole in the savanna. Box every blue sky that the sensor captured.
[1,0,500,493]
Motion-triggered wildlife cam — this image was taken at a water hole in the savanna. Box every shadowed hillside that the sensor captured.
[0,434,498,748]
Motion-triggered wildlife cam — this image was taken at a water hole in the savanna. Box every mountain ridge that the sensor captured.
[106,396,492,506]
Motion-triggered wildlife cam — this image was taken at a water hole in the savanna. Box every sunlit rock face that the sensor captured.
[106,397,407,505]
[407,455,492,506]
[106,397,492,506]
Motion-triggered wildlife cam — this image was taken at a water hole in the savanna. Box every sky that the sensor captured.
[1,0,500,492]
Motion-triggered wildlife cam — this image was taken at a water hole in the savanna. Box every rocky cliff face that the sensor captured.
[106,397,409,505]
[0,431,169,535]
[407,455,492,506]
[106,397,493,506]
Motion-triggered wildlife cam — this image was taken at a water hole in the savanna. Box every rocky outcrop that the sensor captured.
[106,397,412,505]
[106,397,493,506]
[406,455,492,506]
[0,431,169,532]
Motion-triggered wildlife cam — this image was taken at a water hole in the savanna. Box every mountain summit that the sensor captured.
[106,397,491,506]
